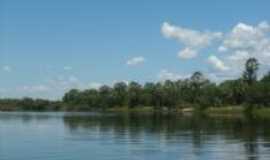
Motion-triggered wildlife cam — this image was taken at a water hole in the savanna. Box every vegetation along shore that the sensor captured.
[1,58,270,117]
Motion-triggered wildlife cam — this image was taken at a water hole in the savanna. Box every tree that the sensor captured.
[189,72,209,105]
[128,82,142,108]
[99,85,114,109]
[175,79,192,106]
[142,82,156,106]
[245,71,270,107]
[245,82,270,107]
[261,71,270,83]
[243,58,259,85]
[162,80,177,109]
[152,82,164,110]
[113,82,128,107]
[63,89,81,105]
[198,83,222,108]
[220,79,248,105]
[3,57,270,112]
[83,89,99,108]
[191,72,204,83]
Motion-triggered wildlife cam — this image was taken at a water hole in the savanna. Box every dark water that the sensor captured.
[1,112,270,160]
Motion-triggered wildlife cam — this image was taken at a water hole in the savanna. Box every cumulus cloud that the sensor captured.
[112,80,129,86]
[208,55,229,71]
[13,76,82,99]
[178,48,197,59]
[221,22,270,50]
[48,75,86,91]
[19,85,51,93]
[63,66,72,71]
[162,21,270,81]
[2,65,12,72]
[227,50,249,61]
[161,22,222,48]
[158,69,190,81]
[206,72,237,83]
[218,46,228,52]
[9,75,104,100]
[4,84,53,99]
[88,82,103,89]
[218,21,270,77]
[161,22,222,59]
[126,56,145,66]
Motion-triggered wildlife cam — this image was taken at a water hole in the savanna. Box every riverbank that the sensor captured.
[204,106,270,119]
[106,106,270,119]
[1,105,270,119]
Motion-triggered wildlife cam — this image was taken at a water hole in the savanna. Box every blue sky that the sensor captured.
[1,0,270,99]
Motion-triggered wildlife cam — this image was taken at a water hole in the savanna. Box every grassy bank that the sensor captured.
[106,106,246,115]
[252,108,270,119]
[204,106,244,115]
[106,106,155,113]
[107,106,270,119]
[2,104,270,119]
[204,106,270,119]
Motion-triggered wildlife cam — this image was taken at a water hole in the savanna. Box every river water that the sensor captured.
[1,112,270,160]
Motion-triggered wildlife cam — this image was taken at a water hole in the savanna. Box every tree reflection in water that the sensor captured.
[63,113,270,160]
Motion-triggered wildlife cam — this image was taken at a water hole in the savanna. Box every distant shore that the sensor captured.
[1,58,270,117]
[107,106,270,119]
[2,105,270,119]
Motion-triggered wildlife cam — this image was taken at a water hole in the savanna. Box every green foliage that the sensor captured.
[261,72,270,83]
[220,79,248,105]
[0,97,61,111]
[1,58,270,112]
[243,57,259,85]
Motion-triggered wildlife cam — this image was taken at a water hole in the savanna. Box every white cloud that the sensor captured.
[178,48,198,59]
[258,21,270,33]
[162,21,270,81]
[48,75,84,91]
[161,22,222,48]
[0,71,106,99]
[217,21,270,78]
[19,85,51,93]
[68,75,79,83]
[2,65,12,72]
[126,56,145,66]
[221,22,270,50]
[158,69,189,81]
[112,80,129,86]
[208,55,229,71]
[227,50,249,61]
[63,66,72,71]
[161,22,222,59]
[218,46,228,52]
[206,72,236,83]
[88,82,103,89]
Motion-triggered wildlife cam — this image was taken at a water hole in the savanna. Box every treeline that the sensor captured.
[62,58,270,111]
[0,98,62,111]
[0,58,270,111]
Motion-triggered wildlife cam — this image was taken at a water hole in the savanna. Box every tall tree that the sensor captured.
[113,82,128,107]
[99,85,114,108]
[63,89,81,105]
[163,80,177,109]
[190,72,209,104]
[243,58,259,85]
[128,82,142,108]
[142,82,156,106]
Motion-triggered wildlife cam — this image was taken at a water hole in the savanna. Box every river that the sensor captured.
[1,112,270,160]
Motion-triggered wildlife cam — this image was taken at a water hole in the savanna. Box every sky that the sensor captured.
[0,0,270,99]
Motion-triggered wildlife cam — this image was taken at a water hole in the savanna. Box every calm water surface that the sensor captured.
[1,112,270,160]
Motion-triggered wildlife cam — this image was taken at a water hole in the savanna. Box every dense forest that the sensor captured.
[0,58,270,112]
